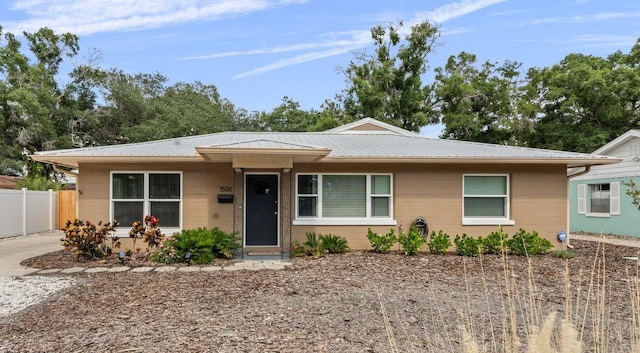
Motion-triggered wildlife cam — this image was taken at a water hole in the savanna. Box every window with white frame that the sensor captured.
[295,173,393,224]
[577,182,620,216]
[111,172,182,228]
[590,184,610,213]
[463,174,513,225]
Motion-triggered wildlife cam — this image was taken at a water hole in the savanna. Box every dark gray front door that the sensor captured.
[245,174,278,246]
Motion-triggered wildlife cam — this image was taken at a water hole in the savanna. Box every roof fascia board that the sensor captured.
[195,147,331,156]
[319,156,622,167]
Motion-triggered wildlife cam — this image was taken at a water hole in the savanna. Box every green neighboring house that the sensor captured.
[570,130,640,237]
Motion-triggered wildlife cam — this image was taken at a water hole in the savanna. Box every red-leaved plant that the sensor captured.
[61,219,119,260]
[128,215,165,260]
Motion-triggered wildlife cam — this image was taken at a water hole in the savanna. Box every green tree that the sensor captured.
[623,180,640,212]
[245,97,320,132]
[522,44,640,152]
[127,81,239,141]
[80,69,244,143]
[434,52,528,144]
[337,21,440,132]
[0,26,80,175]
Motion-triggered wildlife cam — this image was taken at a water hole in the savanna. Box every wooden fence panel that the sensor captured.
[57,190,76,229]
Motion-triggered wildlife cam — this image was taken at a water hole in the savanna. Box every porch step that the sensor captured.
[246,251,282,256]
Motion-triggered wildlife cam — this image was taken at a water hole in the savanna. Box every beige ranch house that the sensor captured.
[32,118,619,257]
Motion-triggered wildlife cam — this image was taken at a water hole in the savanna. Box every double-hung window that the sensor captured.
[294,173,395,225]
[463,174,514,225]
[577,182,620,217]
[111,172,182,229]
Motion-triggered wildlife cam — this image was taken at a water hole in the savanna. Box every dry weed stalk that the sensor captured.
[459,324,480,353]
[378,292,399,353]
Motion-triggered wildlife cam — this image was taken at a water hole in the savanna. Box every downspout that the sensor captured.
[569,165,591,179]
[566,165,591,249]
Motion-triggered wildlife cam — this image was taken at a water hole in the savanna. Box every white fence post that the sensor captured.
[22,188,27,236]
[49,189,54,232]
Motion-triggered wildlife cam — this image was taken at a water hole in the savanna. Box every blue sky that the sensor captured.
[1,0,639,137]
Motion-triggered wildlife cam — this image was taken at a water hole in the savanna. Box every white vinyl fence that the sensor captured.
[0,188,56,238]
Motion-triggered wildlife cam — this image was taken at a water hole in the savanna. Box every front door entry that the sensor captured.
[245,174,279,246]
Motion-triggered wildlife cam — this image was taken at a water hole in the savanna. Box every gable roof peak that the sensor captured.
[323,117,417,136]
[592,129,640,155]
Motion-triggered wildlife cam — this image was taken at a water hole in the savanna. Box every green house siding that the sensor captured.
[570,176,640,237]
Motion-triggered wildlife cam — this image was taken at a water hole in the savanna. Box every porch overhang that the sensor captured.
[195,147,332,168]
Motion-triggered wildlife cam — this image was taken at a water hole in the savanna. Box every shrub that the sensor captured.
[367,228,398,254]
[482,226,509,255]
[398,225,425,256]
[150,227,239,264]
[61,219,119,260]
[506,228,553,256]
[291,241,307,257]
[551,250,574,259]
[149,238,180,264]
[454,233,482,257]
[127,215,165,259]
[171,227,216,264]
[427,230,452,255]
[16,174,64,191]
[303,232,325,257]
[209,227,240,259]
[319,234,349,254]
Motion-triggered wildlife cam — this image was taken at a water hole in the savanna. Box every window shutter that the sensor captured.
[577,184,587,215]
[610,182,620,215]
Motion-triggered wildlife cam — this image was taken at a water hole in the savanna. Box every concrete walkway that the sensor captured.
[0,231,292,277]
[570,233,640,248]
[0,231,63,277]
[34,260,293,275]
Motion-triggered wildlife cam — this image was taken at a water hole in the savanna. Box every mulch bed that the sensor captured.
[2,240,640,352]
[20,249,234,269]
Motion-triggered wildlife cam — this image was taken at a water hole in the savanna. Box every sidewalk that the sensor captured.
[0,231,63,277]
[34,260,292,275]
[570,233,640,248]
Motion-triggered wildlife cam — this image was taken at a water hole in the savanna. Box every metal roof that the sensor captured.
[32,119,620,168]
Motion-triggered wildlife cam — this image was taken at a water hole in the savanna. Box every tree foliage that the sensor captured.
[337,21,440,132]
[242,97,321,132]
[4,23,640,182]
[437,38,640,152]
[521,51,638,152]
[622,180,640,213]
[0,26,80,175]
[434,52,528,144]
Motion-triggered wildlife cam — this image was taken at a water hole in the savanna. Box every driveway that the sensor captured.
[0,232,62,277]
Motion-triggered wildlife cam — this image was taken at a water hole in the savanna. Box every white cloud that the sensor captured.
[3,0,307,35]
[529,12,640,25]
[231,0,505,78]
[411,0,506,25]
[234,47,354,78]
[3,0,505,78]
[551,34,636,49]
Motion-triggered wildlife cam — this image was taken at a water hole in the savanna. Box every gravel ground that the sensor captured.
[1,240,640,352]
[0,276,77,318]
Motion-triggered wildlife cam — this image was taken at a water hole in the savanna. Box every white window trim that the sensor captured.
[584,181,620,218]
[462,174,515,226]
[293,173,397,226]
[109,171,183,236]
[586,212,611,218]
